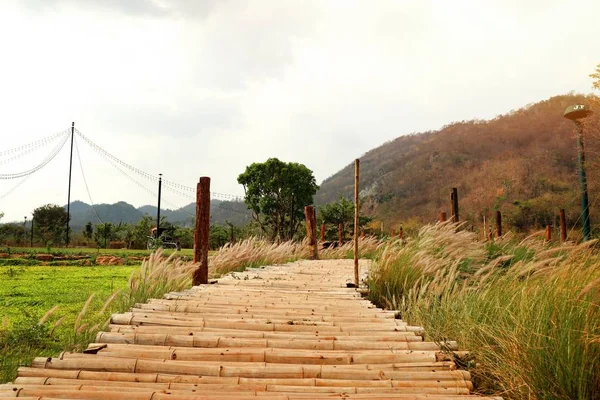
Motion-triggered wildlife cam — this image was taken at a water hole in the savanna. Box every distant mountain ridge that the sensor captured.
[64,199,251,231]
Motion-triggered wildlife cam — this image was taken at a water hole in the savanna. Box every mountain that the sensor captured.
[316,94,600,231]
[66,199,252,231]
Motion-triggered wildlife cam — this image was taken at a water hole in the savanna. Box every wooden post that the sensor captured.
[193,177,210,286]
[391,228,396,237]
[545,225,552,242]
[361,230,365,238]
[560,209,567,243]
[320,224,325,242]
[399,227,404,240]
[495,211,502,238]
[483,215,486,241]
[338,223,344,245]
[450,188,459,223]
[439,212,447,223]
[354,159,360,287]
[304,206,318,260]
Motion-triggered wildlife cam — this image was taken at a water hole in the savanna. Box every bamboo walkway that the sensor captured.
[1,259,502,400]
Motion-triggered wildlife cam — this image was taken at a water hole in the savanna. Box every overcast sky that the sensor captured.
[0,0,599,223]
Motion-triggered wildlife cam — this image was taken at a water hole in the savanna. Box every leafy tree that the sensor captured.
[0,212,4,222]
[94,223,115,248]
[318,196,372,241]
[32,204,69,246]
[0,223,25,245]
[83,222,93,240]
[209,224,229,249]
[591,64,600,90]
[237,158,319,241]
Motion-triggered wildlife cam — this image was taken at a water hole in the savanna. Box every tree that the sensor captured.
[318,196,372,242]
[237,158,319,241]
[83,222,93,240]
[32,204,69,246]
[591,64,600,90]
[94,223,115,248]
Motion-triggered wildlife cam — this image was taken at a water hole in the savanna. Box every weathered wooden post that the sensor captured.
[320,224,325,242]
[304,206,318,260]
[399,227,404,240]
[545,225,552,242]
[560,209,567,243]
[354,158,360,287]
[450,188,459,223]
[391,228,396,237]
[193,177,210,286]
[496,211,502,238]
[439,212,447,223]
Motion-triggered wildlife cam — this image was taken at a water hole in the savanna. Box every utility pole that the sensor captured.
[66,122,75,247]
[30,217,34,247]
[156,173,162,241]
[564,105,593,241]
[23,216,27,247]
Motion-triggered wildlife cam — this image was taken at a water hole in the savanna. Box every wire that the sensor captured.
[0,132,67,167]
[73,134,104,224]
[0,132,70,179]
[0,129,69,158]
[0,174,33,200]
[75,128,244,201]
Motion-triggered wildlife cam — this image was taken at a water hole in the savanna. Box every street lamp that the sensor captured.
[564,104,593,241]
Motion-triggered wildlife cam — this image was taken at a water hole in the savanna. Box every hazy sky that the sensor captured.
[0,0,599,223]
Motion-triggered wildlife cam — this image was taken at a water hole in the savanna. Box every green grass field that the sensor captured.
[0,264,136,382]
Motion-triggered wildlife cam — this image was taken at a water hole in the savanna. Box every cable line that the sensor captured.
[0,129,69,158]
[73,135,104,224]
[0,133,69,179]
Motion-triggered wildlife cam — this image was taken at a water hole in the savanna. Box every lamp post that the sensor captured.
[564,104,593,241]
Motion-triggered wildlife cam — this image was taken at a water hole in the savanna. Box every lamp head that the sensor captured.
[564,104,592,121]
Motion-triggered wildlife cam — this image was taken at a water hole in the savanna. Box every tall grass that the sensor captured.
[367,222,600,399]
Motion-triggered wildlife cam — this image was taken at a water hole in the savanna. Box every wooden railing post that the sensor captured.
[496,211,502,238]
[193,177,210,286]
[546,225,552,242]
[450,188,459,223]
[439,212,447,223]
[338,223,344,246]
[560,209,567,243]
[304,206,318,260]
[320,224,325,242]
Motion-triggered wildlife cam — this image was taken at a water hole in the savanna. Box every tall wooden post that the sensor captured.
[354,159,360,287]
[338,223,344,246]
[439,212,447,223]
[450,188,459,223]
[304,206,318,260]
[320,224,325,242]
[495,211,502,238]
[545,225,552,242]
[193,177,210,285]
[399,227,404,240]
[560,209,567,243]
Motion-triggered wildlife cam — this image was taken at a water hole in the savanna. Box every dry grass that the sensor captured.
[367,222,600,399]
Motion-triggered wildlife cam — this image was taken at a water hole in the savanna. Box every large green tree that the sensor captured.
[32,204,69,246]
[237,158,319,241]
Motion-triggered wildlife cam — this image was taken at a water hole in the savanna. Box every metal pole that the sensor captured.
[66,122,75,247]
[353,159,360,287]
[157,173,162,241]
[575,121,591,241]
[30,217,34,247]
[23,216,27,247]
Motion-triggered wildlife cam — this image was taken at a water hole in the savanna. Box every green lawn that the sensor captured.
[0,264,136,382]
[4,246,195,258]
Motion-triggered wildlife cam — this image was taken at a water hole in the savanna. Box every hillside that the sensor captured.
[66,199,251,230]
[316,94,600,232]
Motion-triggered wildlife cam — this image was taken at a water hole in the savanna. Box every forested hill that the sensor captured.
[316,94,600,231]
[66,199,251,231]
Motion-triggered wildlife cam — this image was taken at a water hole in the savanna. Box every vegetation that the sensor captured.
[238,158,319,242]
[316,94,600,236]
[367,223,600,399]
[32,204,70,247]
